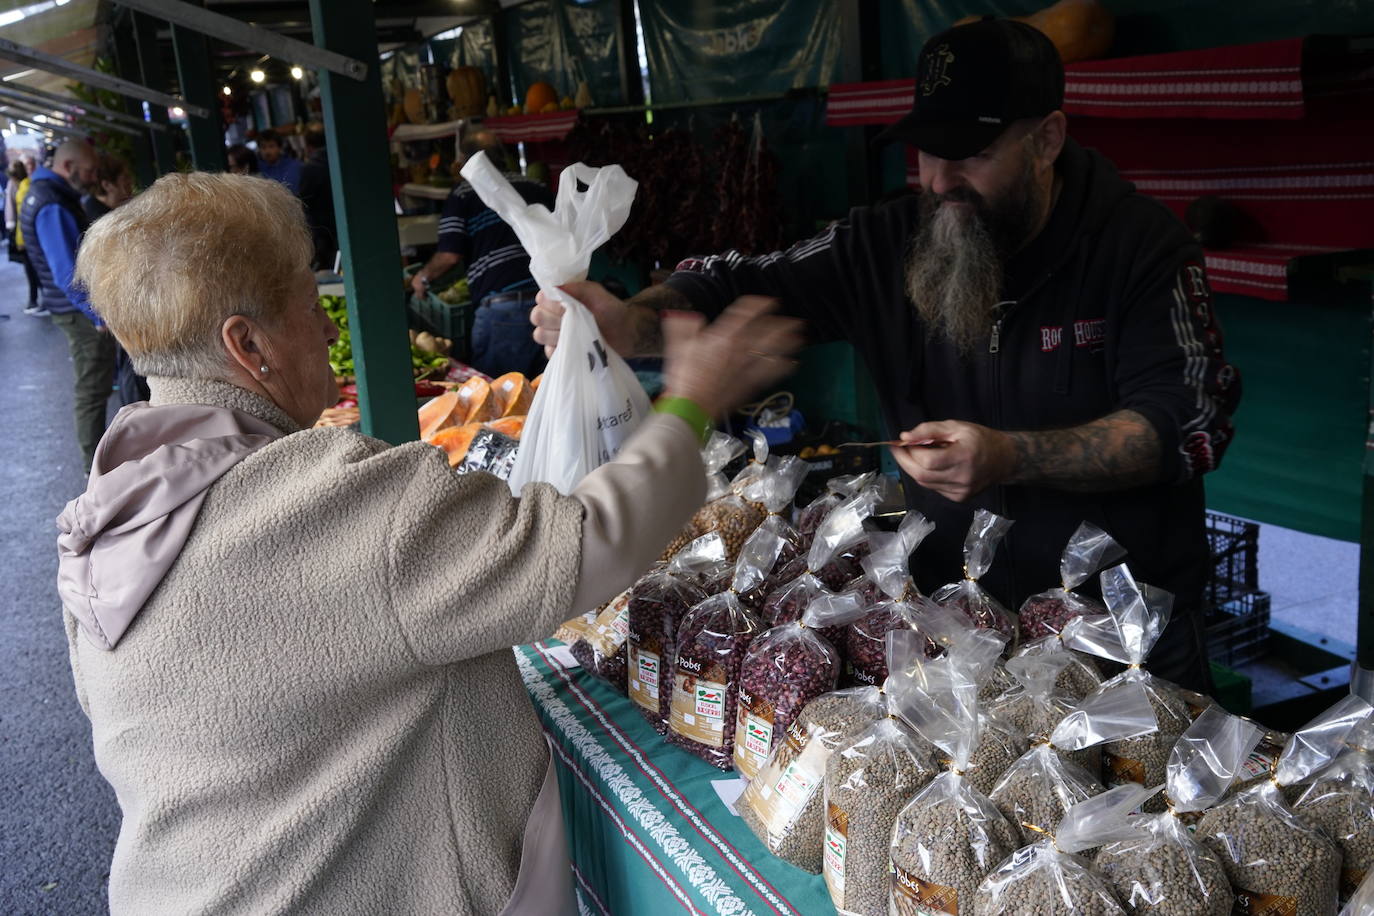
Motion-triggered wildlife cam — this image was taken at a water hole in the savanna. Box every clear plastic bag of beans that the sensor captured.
[1066,565,1193,813]
[626,535,723,733]
[823,632,943,916]
[1094,705,1263,916]
[846,514,937,687]
[990,654,1100,774]
[888,631,1020,916]
[733,457,809,611]
[1294,719,1374,903]
[796,471,879,551]
[660,434,746,560]
[1197,694,1374,916]
[733,593,867,779]
[740,633,921,873]
[990,682,1154,845]
[1017,522,1125,642]
[975,783,1151,915]
[932,509,1017,647]
[765,488,879,641]
[569,586,633,693]
[1011,624,1105,701]
[665,542,776,769]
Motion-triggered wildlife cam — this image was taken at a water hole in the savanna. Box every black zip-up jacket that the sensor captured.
[665,139,1240,620]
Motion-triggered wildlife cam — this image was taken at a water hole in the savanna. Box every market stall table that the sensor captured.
[515,641,836,916]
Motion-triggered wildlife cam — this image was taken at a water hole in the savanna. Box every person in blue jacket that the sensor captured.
[20,140,113,472]
[255,129,301,194]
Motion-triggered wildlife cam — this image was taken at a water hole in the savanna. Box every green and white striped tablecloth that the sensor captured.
[515,642,836,916]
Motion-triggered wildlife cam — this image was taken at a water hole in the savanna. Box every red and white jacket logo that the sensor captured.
[1040,318,1106,352]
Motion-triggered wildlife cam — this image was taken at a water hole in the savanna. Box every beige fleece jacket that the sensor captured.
[64,378,704,915]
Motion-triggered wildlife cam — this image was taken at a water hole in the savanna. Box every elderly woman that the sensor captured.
[57,172,800,915]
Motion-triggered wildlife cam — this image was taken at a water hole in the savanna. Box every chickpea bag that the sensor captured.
[932,509,1016,646]
[990,678,1155,845]
[974,783,1148,914]
[887,628,1021,916]
[1094,705,1262,916]
[740,632,918,873]
[1197,694,1374,916]
[1067,565,1192,812]
[1018,521,1124,641]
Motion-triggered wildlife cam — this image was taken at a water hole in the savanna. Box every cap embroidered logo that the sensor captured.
[922,45,955,96]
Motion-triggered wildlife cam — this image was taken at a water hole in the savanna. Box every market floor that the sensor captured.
[0,258,120,914]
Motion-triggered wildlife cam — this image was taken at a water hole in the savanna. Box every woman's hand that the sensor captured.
[659,296,804,420]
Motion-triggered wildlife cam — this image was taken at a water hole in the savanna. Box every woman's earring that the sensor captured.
[260,365,269,374]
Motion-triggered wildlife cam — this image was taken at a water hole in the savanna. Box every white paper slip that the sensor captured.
[545,644,580,670]
[711,776,749,816]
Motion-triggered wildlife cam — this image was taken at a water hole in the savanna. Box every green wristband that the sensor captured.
[653,396,713,446]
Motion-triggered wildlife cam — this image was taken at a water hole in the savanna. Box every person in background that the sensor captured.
[296,122,337,270]
[226,144,258,176]
[20,139,113,472]
[81,154,134,223]
[255,128,301,194]
[409,128,551,378]
[5,159,43,316]
[60,170,800,915]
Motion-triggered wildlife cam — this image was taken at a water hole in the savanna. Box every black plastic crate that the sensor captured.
[1205,512,1259,609]
[1205,589,1271,668]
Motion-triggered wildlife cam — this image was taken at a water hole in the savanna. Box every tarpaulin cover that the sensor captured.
[637,0,842,104]
[502,0,626,108]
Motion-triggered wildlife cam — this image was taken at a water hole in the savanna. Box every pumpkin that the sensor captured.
[418,390,462,441]
[430,423,481,466]
[492,372,534,418]
[486,416,525,440]
[524,81,559,115]
[456,376,498,424]
[446,66,486,118]
[956,0,1113,64]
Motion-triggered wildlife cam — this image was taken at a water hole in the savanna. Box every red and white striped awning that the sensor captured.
[824,38,1328,126]
[1202,244,1351,301]
[484,110,579,144]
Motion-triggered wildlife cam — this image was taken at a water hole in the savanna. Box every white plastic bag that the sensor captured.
[459,152,646,494]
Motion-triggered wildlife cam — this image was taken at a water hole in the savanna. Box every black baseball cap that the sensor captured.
[877,18,1064,160]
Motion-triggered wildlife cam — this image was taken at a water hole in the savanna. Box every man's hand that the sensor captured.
[409,272,428,300]
[889,420,1017,503]
[532,281,635,358]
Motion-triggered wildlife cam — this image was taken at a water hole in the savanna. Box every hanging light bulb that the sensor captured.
[250,69,266,84]
[222,85,232,96]
[290,66,304,81]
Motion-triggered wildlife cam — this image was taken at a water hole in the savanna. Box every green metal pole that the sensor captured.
[309,0,417,444]
[171,2,225,171]
[1356,294,1374,702]
[110,15,157,188]
[132,11,176,174]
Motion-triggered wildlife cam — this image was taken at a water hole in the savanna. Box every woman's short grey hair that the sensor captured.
[75,171,313,379]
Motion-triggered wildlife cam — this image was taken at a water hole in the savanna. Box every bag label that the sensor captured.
[588,589,632,657]
[1234,889,1296,916]
[1103,752,1147,787]
[823,802,849,902]
[732,688,775,779]
[627,646,659,710]
[774,759,819,809]
[669,656,729,748]
[891,863,958,915]
[1343,867,1367,902]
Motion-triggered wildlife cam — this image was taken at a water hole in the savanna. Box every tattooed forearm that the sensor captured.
[1004,410,1161,492]
[624,285,690,357]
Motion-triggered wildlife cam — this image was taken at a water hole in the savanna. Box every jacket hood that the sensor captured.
[56,392,289,649]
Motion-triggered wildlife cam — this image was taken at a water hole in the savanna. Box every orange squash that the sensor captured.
[957,0,1113,64]
[418,390,462,440]
[455,376,498,424]
[446,66,486,118]
[530,374,543,394]
[492,372,533,418]
[430,423,481,467]
[524,81,558,115]
[486,416,525,441]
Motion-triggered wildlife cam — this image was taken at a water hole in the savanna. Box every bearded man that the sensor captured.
[531,19,1240,691]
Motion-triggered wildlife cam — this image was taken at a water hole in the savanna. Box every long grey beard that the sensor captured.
[905,199,1004,357]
